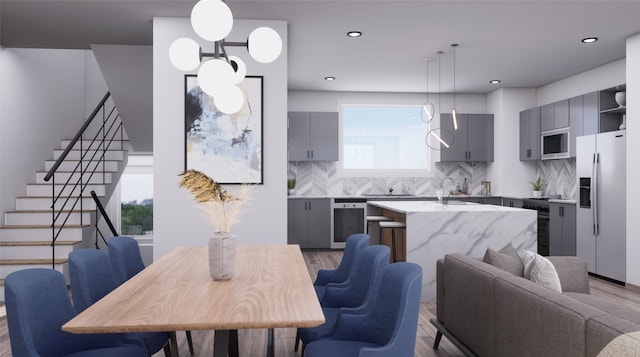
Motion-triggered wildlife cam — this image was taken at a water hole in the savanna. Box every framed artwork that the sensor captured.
[184,75,264,184]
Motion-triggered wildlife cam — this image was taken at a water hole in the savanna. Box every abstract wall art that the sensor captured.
[185,75,263,184]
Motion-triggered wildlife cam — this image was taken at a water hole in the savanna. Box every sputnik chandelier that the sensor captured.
[169,0,283,114]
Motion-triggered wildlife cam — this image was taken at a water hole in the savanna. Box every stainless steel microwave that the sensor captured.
[541,128,570,160]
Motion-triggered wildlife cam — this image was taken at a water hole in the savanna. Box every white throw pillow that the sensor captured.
[519,250,562,292]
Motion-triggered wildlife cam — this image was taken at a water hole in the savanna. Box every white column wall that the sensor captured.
[486,88,537,197]
[0,49,106,219]
[153,18,288,259]
[626,33,640,286]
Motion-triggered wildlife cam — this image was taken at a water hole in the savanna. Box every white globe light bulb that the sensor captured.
[169,38,201,71]
[197,59,236,97]
[214,85,245,114]
[228,56,247,84]
[191,0,233,42]
[248,27,283,63]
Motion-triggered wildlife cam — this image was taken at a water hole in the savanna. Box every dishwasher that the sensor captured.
[330,198,367,249]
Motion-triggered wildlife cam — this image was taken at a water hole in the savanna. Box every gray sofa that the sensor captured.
[431,253,640,357]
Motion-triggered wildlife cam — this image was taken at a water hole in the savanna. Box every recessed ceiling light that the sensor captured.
[489,80,501,84]
[325,76,336,81]
[582,37,598,44]
[347,31,362,37]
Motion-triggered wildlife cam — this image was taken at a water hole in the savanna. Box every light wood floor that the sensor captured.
[2,250,640,357]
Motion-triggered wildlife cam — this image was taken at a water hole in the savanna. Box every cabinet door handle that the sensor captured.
[527,149,531,158]
[310,150,314,159]
[308,201,311,210]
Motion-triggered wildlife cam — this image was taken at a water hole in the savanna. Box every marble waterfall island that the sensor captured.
[367,200,537,301]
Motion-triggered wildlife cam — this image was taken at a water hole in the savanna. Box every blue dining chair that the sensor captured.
[108,236,195,355]
[296,244,390,352]
[304,262,423,357]
[5,268,148,357]
[69,249,173,357]
[313,233,369,300]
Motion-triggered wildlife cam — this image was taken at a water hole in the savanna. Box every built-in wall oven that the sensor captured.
[522,198,550,256]
[331,198,367,249]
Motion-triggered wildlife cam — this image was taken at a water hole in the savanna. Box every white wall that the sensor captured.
[153,17,288,259]
[289,90,487,114]
[0,49,107,219]
[92,45,153,153]
[487,88,537,197]
[626,33,640,286]
[536,59,626,105]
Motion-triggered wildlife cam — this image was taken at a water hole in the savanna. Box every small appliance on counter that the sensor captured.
[480,181,491,196]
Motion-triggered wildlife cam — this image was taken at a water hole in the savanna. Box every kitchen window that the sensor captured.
[341,105,430,175]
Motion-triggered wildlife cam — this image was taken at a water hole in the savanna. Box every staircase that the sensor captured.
[0,93,128,301]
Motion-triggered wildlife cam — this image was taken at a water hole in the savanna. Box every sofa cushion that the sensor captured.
[565,292,640,325]
[483,243,524,277]
[521,250,562,292]
[494,273,606,357]
[585,315,640,357]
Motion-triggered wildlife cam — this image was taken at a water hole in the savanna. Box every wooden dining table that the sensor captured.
[62,244,325,357]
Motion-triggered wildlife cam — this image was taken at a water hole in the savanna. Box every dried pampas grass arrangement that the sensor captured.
[178,169,252,233]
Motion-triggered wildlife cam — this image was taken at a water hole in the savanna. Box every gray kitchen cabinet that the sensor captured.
[288,111,338,161]
[439,113,494,162]
[461,197,502,205]
[549,202,576,256]
[541,100,569,131]
[519,107,541,161]
[502,198,523,208]
[569,92,599,158]
[287,198,331,248]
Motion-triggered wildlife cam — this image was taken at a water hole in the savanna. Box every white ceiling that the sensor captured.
[2,0,640,94]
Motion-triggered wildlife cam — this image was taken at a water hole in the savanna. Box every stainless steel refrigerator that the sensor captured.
[576,130,626,282]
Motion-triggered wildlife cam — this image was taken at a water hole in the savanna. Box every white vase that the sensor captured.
[620,114,627,130]
[209,232,236,280]
[615,91,626,107]
[532,190,542,198]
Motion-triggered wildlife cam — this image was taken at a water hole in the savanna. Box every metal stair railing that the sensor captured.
[43,92,124,268]
[90,190,119,249]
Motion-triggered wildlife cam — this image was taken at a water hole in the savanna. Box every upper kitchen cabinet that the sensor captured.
[541,99,569,131]
[569,92,598,157]
[288,111,339,161]
[599,85,626,133]
[519,107,541,161]
[439,113,494,162]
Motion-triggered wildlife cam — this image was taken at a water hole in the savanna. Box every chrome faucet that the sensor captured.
[440,177,454,203]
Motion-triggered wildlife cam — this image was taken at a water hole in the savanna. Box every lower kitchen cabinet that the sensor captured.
[502,198,523,208]
[288,198,331,249]
[549,202,576,256]
[460,197,502,205]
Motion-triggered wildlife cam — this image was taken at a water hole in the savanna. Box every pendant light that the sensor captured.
[425,50,454,150]
[451,43,459,131]
[421,57,434,123]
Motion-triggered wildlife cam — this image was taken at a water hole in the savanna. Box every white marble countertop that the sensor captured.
[367,200,526,213]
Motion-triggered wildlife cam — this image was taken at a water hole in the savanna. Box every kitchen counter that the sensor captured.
[367,200,537,301]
